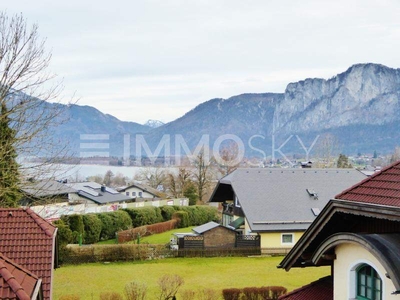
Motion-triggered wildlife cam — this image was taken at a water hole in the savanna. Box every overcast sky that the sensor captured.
[4,0,400,124]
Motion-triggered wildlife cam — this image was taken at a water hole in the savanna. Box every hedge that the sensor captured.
[172,211,189,228]
[97,212,115,240]
[82,214,102,244]
[160,205,176,221]
[123,207,163,227]
[61,214,84,243]
[63,244,168,264]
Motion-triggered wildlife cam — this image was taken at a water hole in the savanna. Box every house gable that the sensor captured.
[0,208,56,300]
[278,160,400,299]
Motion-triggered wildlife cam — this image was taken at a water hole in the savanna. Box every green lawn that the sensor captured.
[54,256,329,299]
[97,226,195,245]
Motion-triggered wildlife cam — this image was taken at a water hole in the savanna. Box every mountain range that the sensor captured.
[31,63,400,159]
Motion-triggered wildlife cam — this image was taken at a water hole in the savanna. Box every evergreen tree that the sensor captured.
[337,153,352,168]
[0,103,21,206]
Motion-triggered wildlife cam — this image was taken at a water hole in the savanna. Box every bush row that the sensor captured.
[62,244,169,264]
[54,206,219,247]
[222,286,287,300]
[122,205,219,228]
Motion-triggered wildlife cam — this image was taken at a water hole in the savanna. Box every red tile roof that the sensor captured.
[278,276,333,300]
[0,253,41,300]
[335,161,400,207]
[0,208,57,300]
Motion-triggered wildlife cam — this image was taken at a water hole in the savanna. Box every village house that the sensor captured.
[66,181,132,207]
[118,182,160,200]
[278,160,400,299]
[209,168,366,254]
[0,208,57,300]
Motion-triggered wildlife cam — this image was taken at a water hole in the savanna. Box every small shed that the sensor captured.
[193,221,237,248]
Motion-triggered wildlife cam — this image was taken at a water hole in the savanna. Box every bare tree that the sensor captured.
[215,141,242,176]
[134,166,167,189]
[167,167,191,198]
[125,281,147,300]
[0,12,71,206]
[314,133,340,168]
[191,150,215,203]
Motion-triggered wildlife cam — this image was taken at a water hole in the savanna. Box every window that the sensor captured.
[357,264,382,300]
[281,233,294,244]
[125,192,129,196]
[132,192,136,197]
[139,192,143,197]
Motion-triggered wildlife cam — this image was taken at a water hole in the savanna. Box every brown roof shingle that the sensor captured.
[0,208,56,300]
[0,253,41,300]
[278,276,333,300]
[335,160,400,207]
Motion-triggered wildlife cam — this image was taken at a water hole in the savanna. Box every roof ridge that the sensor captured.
[24,207,56,237]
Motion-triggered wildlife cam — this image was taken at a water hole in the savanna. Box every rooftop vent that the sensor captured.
[306,188,318,200]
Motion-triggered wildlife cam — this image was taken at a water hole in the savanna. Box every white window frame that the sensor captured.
[348,259,385,300]
[281,233,294,245]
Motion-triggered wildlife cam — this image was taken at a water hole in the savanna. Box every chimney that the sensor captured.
[101,185,106,192]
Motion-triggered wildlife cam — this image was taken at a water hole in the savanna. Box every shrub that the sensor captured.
[242,287,259,300]
[269,286,287,299]
[174,206,219,226]
[160,205,176,221]
[124,281,147,300]
[97,212,115,240]
[110,210,132,232]
[82,214,102,244]
[222,288,241,300]
[99,292,123,300]
[53,219,73,263]
[158,274,184,300]
[124,207,163,227]
[173,211,189,228]
[61,214,84,244]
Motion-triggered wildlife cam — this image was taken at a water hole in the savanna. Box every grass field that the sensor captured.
[54,256,329,299]
[97,226,195,245]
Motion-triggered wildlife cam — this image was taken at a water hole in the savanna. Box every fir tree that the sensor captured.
[0,103,21,207]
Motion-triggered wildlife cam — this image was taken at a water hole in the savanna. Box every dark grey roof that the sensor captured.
[21,180,77,198]
[192,221,221,234]
[67,182,131,204]
[211,168,366,232]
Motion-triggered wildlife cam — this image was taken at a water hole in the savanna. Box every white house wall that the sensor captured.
[124,187,155,199]
[334,243,397,300]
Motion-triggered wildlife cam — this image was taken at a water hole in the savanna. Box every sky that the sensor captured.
[4,0,400,124]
